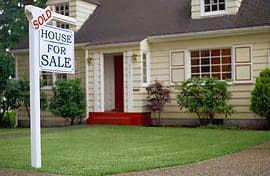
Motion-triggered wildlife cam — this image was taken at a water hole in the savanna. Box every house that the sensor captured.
[12,0,270,129]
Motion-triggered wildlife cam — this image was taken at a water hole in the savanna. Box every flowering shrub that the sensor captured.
[250,68,270,121]
[176,77,234,126]
[145,81,170,125]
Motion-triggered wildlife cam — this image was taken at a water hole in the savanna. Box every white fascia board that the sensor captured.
[147,26,270,43]
[84,41,140,49]
[11,42,89,54]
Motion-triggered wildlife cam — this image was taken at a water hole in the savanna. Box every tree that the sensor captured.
[176,77,234,126]
[145,81,170,125]
[0,0,47,52]
[250,68,270,122]
[0,52,16,127]
[0,80,20,127]
[49,79,86,125]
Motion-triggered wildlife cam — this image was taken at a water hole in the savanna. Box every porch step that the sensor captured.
[87,112,151,126]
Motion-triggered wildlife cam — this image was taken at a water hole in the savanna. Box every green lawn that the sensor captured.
[0,125,269,175]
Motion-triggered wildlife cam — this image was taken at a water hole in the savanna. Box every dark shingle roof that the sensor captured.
[13,0,270,50]
[82,0,101,5]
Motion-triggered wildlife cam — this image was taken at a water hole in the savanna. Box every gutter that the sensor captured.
[11,42,90,54]
[84,41,140,50]
[147,26,270,43]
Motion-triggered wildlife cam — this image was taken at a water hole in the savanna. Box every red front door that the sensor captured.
[114,55,124,112]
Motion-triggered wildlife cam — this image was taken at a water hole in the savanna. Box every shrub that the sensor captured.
[250,68,270,121]
[17,78,47,119]
[145,80,170,125]
[176,77,234,126]
[49,79,85,125]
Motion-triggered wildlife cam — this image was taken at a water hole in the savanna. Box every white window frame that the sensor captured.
[200,0,227,17]
[142,51,150,87]
[189,48,233,81]
[41,72,68,89]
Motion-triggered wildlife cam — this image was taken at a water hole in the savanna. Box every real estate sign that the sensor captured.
[39,25,74,73]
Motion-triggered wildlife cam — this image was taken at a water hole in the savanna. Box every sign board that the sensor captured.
[31,6,52,30]
[39,25,74,73]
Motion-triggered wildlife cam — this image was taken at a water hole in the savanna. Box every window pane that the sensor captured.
[205,0,210,5]
[222,57,231,64]
[212,74,221,80]
[201,50,210,57]
[56,73,67,80]
[212,66,220,72]
[202,66,210,73]
[191,59,199,65]
[201,58,210,65]
[192,67,200,73]
[222,73,231,80]
[211,49,220,56]
[219,3,225,10]
[219,0,225,3]
[191,51,199,58]
[42,72,53,86]
[212,57,220,64]
[212,4,218,11]
[222,65,231,72]
[205,5,210,12]
[222,49,231,55]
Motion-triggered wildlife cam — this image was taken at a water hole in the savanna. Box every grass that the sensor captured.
[0,125,269,175]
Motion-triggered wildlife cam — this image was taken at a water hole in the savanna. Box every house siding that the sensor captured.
[149,32,270,120]
[14,48,87,125]
[47,0,97,31]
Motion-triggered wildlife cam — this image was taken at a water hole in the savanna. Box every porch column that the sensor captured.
[125,50,133,112]
[100,54,104,112]
[93,53,100,112]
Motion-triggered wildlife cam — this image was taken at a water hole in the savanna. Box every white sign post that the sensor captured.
[25,5,76,168]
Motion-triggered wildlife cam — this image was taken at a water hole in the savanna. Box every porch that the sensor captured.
[87,112,152,126]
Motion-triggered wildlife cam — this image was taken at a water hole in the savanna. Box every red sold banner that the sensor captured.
[31,6,52,30]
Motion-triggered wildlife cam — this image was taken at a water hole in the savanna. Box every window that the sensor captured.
[142,53,147,83]
[42,72,53,86]
[142,52,150,85]
[191,48,232,80]
[55,3,70,29]
[202,0,225,14]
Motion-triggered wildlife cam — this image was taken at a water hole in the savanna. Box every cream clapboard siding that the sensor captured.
[149,32,270,120]
[47,0,97,31]
[191,0,243,19]
[70,0,97,31]
[14,48,86,120]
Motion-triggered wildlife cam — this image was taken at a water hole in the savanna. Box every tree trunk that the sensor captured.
[25,104,30,119]
[70,117,75,125]
[158,111,161,126]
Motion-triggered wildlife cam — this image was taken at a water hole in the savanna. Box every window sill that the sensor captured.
[200,10,227,18]
[41,86,53,90]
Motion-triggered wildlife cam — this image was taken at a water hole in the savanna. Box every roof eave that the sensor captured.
[84,41,140,49]
[147,26,270,43]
